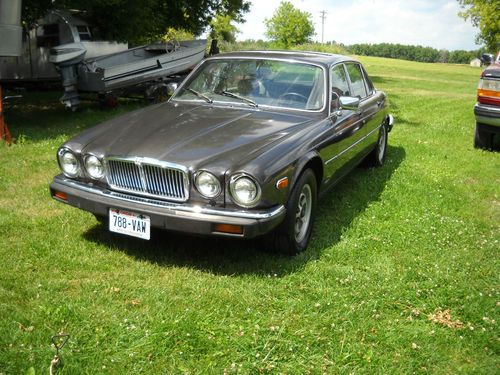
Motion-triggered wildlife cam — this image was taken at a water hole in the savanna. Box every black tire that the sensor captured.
[99,93,118,108]
[474,123,493,149]
[267,169,317,255]
[365,123,388,167]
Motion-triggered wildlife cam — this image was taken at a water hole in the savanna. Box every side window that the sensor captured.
[345,63,368,99]
[361,66,375,94]
[331,64,350,97]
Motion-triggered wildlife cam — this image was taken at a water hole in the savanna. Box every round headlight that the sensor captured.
[58,149,80,178]
[85,155,104,179]
[230,175,261,207]
[195,171,221,198]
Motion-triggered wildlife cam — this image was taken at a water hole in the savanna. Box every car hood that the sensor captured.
[77,102,316,170]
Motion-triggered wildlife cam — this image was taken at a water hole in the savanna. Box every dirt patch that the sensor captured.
[428,309,464,329]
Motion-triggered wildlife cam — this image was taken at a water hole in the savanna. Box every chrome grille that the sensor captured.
[105,158,189,201]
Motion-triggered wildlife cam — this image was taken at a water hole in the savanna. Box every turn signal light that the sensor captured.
[214,224,243,235]
[276,177,289,190]
[54,191,68,201]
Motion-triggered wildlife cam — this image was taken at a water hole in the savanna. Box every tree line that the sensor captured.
[346,43,485,64]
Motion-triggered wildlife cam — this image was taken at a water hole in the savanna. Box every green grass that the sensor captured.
[0,57,498,374]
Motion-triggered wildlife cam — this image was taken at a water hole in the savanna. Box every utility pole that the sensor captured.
[320,10,327,44]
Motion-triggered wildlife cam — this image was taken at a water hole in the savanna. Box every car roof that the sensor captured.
[206,50,356,67]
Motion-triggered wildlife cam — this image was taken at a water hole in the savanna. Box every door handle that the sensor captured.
[377,100,383,107]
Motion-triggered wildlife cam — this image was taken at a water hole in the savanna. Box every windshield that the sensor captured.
[173,59,325,111]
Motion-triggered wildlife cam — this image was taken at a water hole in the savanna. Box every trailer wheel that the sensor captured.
[99,93,118,108]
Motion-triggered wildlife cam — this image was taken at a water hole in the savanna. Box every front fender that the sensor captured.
[290,150,323,192]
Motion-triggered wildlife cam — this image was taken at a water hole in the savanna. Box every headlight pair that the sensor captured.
[195,171,261,207]
[57,148,103,179]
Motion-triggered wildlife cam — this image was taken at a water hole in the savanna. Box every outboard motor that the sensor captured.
[50,43,88,109]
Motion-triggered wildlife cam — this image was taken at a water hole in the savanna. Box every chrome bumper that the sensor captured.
[474,103,500,127]
[50,175,286,239]
[387,114,394,132]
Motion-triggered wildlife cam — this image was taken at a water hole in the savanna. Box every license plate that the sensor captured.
[109,208,150,240]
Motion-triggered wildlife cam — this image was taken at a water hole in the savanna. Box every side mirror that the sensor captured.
[166,82,178,96]
[339,96,360,111]
[331,92,340,110]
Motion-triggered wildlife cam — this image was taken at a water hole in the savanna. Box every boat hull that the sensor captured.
[77,40,206,93]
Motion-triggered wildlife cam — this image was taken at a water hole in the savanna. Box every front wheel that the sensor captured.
[267,169,317,255]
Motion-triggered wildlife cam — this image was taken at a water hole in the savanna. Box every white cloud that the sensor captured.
[236,0,479,50]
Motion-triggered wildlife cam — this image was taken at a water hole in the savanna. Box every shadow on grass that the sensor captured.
[83,146,406,276]
[3,90,145,143]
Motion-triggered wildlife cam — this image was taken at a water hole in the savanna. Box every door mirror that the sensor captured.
[331,91,340,110]
[166,82,178,96]
[339,96,360,110]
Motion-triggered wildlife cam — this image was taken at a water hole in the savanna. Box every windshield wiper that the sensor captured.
[185,88,212,103]
[213,90,258,108]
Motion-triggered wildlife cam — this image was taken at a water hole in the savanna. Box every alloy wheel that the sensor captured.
[294,184,312,242]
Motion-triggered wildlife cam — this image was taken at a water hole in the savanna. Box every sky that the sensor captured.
[235,0,480,50]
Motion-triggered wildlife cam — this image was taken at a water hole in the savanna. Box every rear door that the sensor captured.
[358,64,387,152]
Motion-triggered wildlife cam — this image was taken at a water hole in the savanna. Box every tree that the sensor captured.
[457,0,500,52]
[21,0,250,45]
[162,28,194,43]
[210,14,240,43]
[264,1,315,48]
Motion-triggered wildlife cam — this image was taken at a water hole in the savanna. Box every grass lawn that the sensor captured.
[0,57,498,374]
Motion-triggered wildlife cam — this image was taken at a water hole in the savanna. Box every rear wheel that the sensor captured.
[267,169,317,255]
[365,123,388,167]
[474,123,493,149]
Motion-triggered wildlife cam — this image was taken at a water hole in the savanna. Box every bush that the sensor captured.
[217,40,347,55]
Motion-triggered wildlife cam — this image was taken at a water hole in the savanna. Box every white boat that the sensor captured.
[51,39,207,108]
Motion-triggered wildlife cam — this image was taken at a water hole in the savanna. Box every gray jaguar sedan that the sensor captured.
[50,51,394,254]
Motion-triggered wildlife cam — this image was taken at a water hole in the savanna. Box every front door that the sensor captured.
[321,63,365,184]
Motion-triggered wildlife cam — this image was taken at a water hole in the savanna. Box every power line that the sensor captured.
[320,10,327,44]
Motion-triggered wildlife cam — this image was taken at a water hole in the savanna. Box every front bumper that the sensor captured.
[50,175,286,239]
[474,103,500,127]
